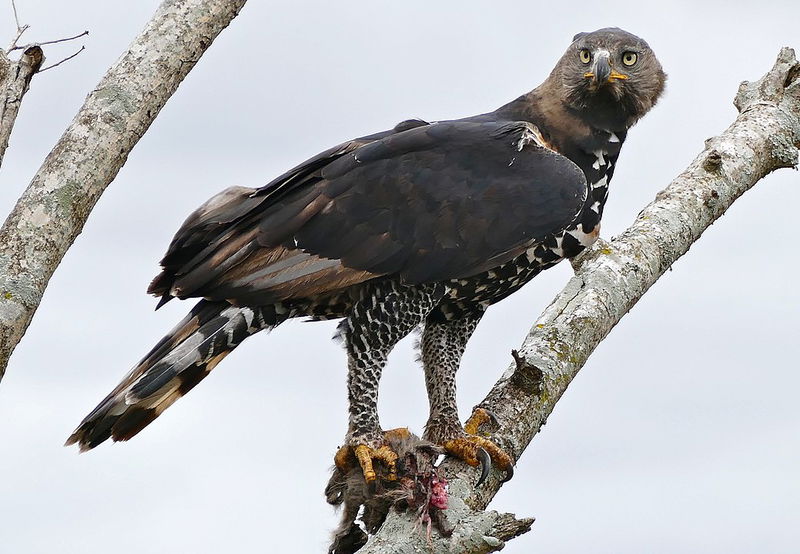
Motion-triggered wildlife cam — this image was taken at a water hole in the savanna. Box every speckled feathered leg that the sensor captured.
[421,306,485,442]
[421,305,514,484]
[334,280,445,484]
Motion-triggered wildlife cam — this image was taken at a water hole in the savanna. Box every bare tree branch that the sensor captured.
[1,3,87,163]
[11,0,21,29]
[8,0,28,51]
[0,44,43,167]
[37,44,85,73]
[8,24,29,51]
[0,0,247,383]
[10,30,89,52]
[360,47,800,553]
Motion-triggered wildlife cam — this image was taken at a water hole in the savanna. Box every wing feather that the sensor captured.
[149,118,587,306]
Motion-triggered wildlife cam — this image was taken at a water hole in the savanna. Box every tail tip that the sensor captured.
[64,431,90,452]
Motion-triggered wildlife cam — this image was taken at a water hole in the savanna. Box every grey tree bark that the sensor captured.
[360,47,800,553]
[0,44,43,168]
[0,0,247,382]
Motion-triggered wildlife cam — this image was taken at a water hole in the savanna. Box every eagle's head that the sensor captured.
[557,27,666,130]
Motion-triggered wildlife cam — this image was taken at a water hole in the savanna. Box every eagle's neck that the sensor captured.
[495,87,627,192]
[494,86,631,257]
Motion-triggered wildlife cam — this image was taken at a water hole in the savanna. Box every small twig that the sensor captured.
[8,0,29,50]
[10,30,89,52]
[510,349,525,371]
[11,0,21,29]
[35,30,89,47]
[38,45,85,73]
[7,23,28,50]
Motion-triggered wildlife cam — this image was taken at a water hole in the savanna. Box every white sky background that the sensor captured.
[1,1,798,552]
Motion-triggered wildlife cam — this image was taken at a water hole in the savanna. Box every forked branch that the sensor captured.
[0,0,248,381]
[1,1,89,169]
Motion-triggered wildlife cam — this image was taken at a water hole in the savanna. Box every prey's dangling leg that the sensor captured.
[334,281,445,485]
[421,304,514,486]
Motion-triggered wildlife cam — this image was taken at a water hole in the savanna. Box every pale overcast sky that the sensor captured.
[1,1,798,553]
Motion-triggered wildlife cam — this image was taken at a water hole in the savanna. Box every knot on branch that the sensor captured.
[702,149,723,172]
[21,45,43,70]
[510,349,544,397]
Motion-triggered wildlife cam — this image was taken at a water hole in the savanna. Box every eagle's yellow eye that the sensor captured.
[622,51,638,66]
[579,49,591,64]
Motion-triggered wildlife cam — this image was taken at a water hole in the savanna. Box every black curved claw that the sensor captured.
[481,408,500,428]
[475,447,491,487]
[501,463,514,483]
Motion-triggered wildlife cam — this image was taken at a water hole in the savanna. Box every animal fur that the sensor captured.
[325,431,451,554]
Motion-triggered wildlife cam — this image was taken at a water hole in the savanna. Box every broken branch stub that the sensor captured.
[0,45,44,168]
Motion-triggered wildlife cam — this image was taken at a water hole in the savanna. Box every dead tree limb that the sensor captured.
[1,4,89,164]
[0,44,43,167]
[8,0,29,51]
[0,0,247,382]
[360,47,800,554]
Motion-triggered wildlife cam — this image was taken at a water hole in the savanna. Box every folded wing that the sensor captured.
[149,119,588,307]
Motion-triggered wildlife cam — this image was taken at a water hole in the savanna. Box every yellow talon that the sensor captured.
[443,434,514,486]
[354,444,378,482]
[464,407,494,435]
[334,428,410,483]
[441,409,514,486]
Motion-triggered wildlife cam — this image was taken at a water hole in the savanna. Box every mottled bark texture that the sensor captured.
[361,48,800,553]
[0,0,247,381]
[0,45,43,168]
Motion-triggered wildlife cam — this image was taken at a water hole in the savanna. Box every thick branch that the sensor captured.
[0,45,43,167]
[362,48,800,552]
[0,0,247,382]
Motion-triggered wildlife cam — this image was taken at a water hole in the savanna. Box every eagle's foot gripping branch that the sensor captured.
[443,408,515,487]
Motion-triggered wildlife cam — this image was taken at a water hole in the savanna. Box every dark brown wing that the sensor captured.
[149,119,587,306]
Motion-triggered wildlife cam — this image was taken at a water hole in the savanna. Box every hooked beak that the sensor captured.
[593,53,612,83]
[584,52,629,85]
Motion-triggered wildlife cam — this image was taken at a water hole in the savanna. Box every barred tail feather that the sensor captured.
[66,300,287,451]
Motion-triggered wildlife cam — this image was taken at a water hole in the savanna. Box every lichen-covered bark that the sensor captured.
[0,45,44,168]
[0,0,247,381]
[361,48,800,553]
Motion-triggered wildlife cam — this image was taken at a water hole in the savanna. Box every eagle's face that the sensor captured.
[559,27,666,129]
